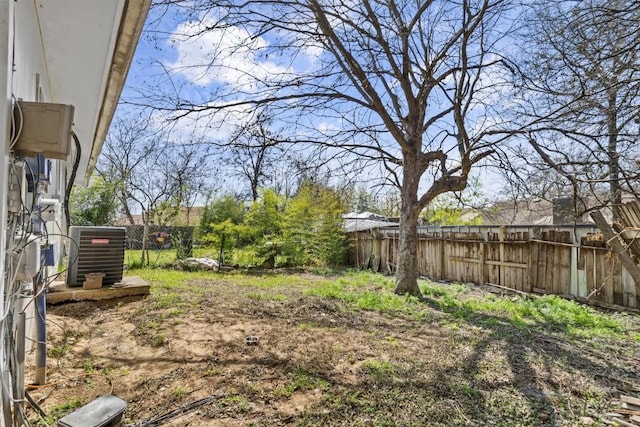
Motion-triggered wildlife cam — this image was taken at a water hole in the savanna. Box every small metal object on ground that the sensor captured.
[57,394,126,427]
[245,336,259,346]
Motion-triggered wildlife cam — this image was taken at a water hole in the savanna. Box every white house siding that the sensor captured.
[0,2,14,422]
[1,3,58,424]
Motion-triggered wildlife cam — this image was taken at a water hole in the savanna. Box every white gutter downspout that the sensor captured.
[0,1,14,425]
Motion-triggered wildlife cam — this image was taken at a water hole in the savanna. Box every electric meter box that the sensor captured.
[12,101,74,160]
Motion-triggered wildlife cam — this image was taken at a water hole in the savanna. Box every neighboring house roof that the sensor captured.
[33,0,152,185]
[343,211,398,233]
[114,207,204,226]
[344,219,398,233]
[481,199,555,225]
[344,211,391,221]
[114,214,144,226]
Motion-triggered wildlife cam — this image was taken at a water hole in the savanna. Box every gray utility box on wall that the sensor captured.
[66,226,126,287]
[12,101,74,159]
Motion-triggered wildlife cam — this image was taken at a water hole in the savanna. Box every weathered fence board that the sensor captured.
[349,224,638,310]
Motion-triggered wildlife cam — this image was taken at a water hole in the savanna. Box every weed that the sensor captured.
[50,343,69,358]
[456,383,480,398]
[356,291,408,312]
[170,386,187,400]
[45,397,83,424]
[153,293,185,310]
[362,360,396,382]
[167,308,184,317]
[49,331,76,358]
[273,369,330,399]
[204,367,224,377]
[83,359,96,373]
[219,395,250,412]
[311,267,338,275]
[152,334,167,347]
[146,320,160,329]
[420,280,627,339]
[298,322,317,331]
[383,335,399,347]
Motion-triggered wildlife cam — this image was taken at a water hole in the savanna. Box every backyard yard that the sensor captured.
[29,268,640,426]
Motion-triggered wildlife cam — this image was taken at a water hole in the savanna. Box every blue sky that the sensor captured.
[114,1,513,202]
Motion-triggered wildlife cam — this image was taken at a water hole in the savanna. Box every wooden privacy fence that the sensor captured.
[348,224,640,310]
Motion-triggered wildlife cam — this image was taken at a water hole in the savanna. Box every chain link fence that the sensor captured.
[123,225,197,258]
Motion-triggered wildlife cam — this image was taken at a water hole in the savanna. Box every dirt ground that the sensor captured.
[24,271,640,426]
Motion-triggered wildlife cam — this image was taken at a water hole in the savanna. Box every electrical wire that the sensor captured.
[3,121,83,426]
[9,96,23,150]
[64,131,81,231]
[3,147,76,427]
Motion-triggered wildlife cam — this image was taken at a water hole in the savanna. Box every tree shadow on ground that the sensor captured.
[409,293,636,425]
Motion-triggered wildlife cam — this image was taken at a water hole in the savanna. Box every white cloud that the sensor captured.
[165,16,290,90]
[150,103,254,144]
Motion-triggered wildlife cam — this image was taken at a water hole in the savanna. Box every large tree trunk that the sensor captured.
[394,158,422,297]
[395,206,421,296]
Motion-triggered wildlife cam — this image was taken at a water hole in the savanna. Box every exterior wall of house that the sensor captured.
[1,2,60,424]
[0,3,14,422]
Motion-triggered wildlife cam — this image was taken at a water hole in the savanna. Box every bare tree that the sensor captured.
[510,0,640,221]
[224,111,284,201]
[164,143,214,224]
[98,117,154,225]
[99,116,211,265]
[135,0,512,295]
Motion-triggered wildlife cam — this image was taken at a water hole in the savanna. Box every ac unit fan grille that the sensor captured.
[67,227,126,287]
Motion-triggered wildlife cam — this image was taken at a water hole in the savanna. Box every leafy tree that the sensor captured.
[200,194,246,265]
[69,175,118,225]
[422,196,483,226]
[344,185,381,215]
[281,185,315,266]
[244,189,284,242]
[308,188,347,266]
[281,183,346,266]
[422,178,486,226]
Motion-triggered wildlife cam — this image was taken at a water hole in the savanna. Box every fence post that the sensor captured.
[439,231,446,280]
[499,226,505,286]
[479,239,486,285]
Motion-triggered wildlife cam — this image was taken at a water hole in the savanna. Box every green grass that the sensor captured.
[125,247,216,268]
[125,246,273,269]
[419,280,630,339]
[246,291,287,301]
[126,266,634,342]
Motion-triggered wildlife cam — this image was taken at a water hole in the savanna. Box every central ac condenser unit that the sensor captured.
[66,226,126,287]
